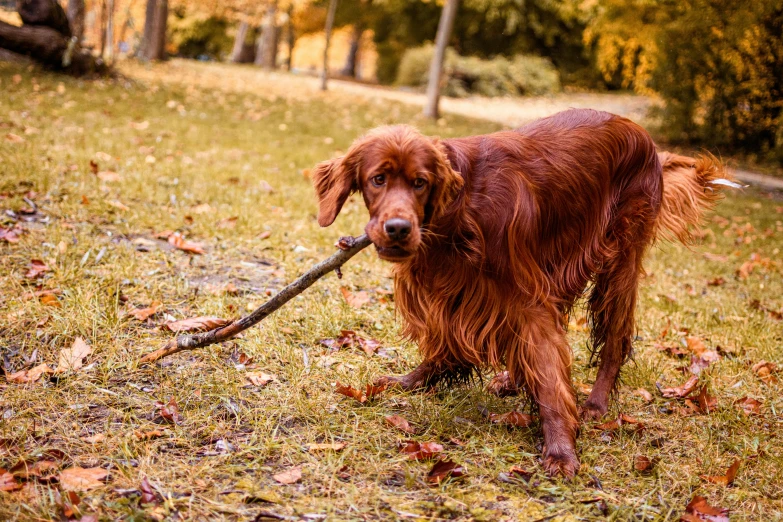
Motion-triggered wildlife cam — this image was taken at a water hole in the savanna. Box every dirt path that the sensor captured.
[126,59,782,190]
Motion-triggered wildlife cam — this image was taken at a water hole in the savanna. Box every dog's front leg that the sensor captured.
[374,359,456,391]
[511,307,580,478]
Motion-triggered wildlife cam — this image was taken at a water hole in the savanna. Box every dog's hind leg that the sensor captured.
[582,240,647,420]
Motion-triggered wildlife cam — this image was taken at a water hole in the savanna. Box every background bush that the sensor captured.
[395,44,561,97]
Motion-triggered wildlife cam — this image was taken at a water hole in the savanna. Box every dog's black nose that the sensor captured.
[384,218,412,241]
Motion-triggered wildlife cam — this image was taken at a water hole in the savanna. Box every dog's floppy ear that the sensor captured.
[312,141,368,227]
[426,138,464,221]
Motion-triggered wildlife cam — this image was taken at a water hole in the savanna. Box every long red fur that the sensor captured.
[312,109,727,476]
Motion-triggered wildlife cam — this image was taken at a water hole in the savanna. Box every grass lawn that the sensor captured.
[1,60,782,521]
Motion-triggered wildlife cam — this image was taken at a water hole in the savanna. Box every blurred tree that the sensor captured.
[139,0,167,60]
[254,1,279,68]
[320,0,338,89]
[424,0,458,118]
[67,0,85,41]
[588,0,783,161]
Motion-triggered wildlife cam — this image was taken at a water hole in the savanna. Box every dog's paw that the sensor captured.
[373,374,425,392]
[486,370,520,398]
[542,451,580,479]
[579,401,608,422]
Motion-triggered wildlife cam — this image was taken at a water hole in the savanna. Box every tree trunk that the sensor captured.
[423,0,458,119]
[285,3,294,71]
[139,0,167,61]
[104,0,114,62]
[340,23,363,78]
[230,20,248,63]
[67,0,85,41]
[320,0,338,90]
[0,21,109,75]
[254,2,278,69]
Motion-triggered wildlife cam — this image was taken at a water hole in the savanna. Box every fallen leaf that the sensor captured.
[81,434,106,444]
[400,441,443,460]
[656,342,688,358]
[89,160,99,174]
[707,277,725,286]
[0,469,22,491]
[168,232,205,255]
[245,372,276,387]
[97,171,121,182]
[334,382,365,403]
[217,216,238,229]
[56,490,81,518]
[59,467,108,491]
[162,316,230,333]
[385,415,417,434]
[595,414,644,432]
[633,455,655,473]
[56,337,92,373]
[733,397,762,416]
[700,459,741,486]
[273,466,302,485]
[634,388,653,402]
[6,363,53,383]
[305,442,346,452]
[127,301,162,321]
[751,360,778,384]
[508,465,533,481]
[95,151,112,162]
[191,203,214,214]
[488,411,534,427]
[682,495,729,522]
[5,133,25,143]
[426,459,466,484]
[140,477,160,504]
[25,259,50,279]
[365,382,387,399]
[340,287,370,308]
[10,459,59,479]
[40,294,60,307]
[258,231,272,239]
[658,375,700,398]
[155,397,181,424]
[0,224,23,243]
[134,429,166,440]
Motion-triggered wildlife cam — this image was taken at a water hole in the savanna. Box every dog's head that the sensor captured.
[312,125,463,261]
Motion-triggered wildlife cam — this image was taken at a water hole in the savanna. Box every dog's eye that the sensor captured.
[412,178,427,189]
[371,174,386,187]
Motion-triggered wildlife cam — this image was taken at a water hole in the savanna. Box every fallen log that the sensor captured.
[139,234,372,364]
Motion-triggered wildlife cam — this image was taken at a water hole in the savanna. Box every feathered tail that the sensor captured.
[655,152,741,243]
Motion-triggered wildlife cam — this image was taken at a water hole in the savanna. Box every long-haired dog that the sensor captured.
[311,109,729,477]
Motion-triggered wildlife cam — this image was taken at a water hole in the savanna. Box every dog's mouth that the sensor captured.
[375,245,412,261]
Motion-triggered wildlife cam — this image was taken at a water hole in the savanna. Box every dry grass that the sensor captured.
[1,60,782,521]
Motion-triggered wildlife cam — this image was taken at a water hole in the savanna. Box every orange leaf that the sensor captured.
[488,411,534,427]
[56,337,92,374]
[340,287,371,308]
[733,397,762,416]
[25,259,49,279]
[0,469,21,491]
[658,374,699,398]
[128,301,161,321]
[273,466,302,485]
[155,397,181,424]
[168,232,205,255]
[305,442,347,452]
[700,459,741,486]
[59,467,108,491]
[400,441,443,460]
[334,381,365,403]
[683,495,729,522]
[162,316,230,333]
[385,415,417,434]
[426,459,466,484]
[6,363,53,384]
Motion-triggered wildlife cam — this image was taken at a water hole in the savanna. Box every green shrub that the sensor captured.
[395,44,561,97]
[170,16,233,60]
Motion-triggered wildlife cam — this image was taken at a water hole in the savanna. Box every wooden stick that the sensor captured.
[139,234,372,364]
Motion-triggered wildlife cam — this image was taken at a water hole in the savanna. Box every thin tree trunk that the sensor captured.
[320,0,338,90]
[340,23,363,78]
[285,3,294,71]
[139,0,166,61]
[104,0,114,62]
[254,2,278,69]
[67,0,85,41]
[99,0,106,56]
[423,0,458,119]
[231,20,248,63]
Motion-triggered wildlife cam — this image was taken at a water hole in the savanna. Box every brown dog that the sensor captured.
[311,109,727,477]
